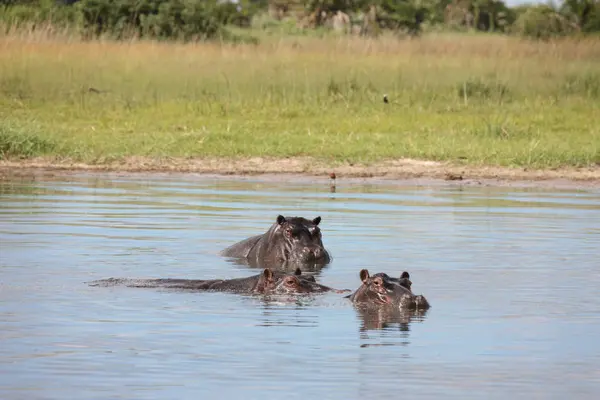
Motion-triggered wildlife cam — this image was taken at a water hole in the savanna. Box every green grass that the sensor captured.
[0,125,56,159]
[1,31,599,168]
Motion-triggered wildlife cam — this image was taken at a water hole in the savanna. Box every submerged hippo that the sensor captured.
[88,267,347,295]
[221,215,331,270]
[347,269,430,310]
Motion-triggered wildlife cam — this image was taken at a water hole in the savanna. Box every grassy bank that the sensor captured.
[1,31,599,169]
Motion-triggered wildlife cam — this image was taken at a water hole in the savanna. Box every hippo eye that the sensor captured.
[285,277,296,285]
[284,228,293,238]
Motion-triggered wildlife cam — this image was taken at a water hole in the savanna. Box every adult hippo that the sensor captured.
[88,267,347,295]
[221,215,331,270]
[347,269,430,311]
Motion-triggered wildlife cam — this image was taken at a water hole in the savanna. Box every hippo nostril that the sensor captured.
[300,246,325,261]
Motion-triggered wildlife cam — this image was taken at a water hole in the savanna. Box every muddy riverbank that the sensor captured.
[2,157,600,190]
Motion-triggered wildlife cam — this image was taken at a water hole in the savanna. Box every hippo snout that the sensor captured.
[311,247,323,259]
[302,246,325,261]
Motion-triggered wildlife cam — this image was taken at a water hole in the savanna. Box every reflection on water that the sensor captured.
[355,306,428,333]
[1,172,600,399]
[223,255,333,274]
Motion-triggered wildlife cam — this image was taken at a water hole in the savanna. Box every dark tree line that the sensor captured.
[1,0,599,41]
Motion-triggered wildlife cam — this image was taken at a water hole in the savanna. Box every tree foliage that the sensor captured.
[78,0,262,39]
[1,0,600,40]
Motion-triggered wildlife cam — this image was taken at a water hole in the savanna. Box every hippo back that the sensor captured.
[221,233,264,259]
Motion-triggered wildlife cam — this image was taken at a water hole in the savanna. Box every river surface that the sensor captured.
[1,172,599,399]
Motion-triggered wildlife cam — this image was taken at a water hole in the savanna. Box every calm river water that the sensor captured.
[1,172,599,399]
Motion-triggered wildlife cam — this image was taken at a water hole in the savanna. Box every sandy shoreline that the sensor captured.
[1,157,600,190]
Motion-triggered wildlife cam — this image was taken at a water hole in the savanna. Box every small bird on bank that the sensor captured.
[87,87,108,94]
[383,94,389,104]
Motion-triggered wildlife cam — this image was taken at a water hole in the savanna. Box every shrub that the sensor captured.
[512,5,578,39]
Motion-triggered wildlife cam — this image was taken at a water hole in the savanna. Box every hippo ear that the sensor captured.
[359,269,370,283]
[313,216,321,225]
[294,267,302,276]
[276,215,286,225]
[400,271,410,279]
[263,268,274,281]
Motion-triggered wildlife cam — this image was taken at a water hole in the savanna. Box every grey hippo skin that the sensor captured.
[347,269,430,311]
[220,215,331,270]
[88,268,349,295]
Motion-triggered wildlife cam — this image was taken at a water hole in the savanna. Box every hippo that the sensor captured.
[221,215,331,270]
[347,269,430,310]
[87,267,347,295]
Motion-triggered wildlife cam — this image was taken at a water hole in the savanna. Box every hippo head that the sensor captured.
[364,271,430,310]
[349,269,395,305]
[271,268,335,294]
[274,215,330,264]
[373,271,412,291]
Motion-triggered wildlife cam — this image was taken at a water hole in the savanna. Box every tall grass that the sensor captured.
[1,29,599,168]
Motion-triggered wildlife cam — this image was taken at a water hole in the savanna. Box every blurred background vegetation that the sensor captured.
[1,0,599,42]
